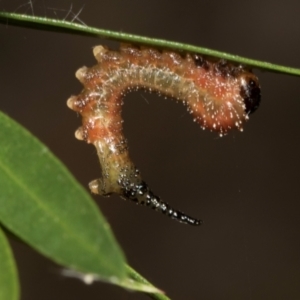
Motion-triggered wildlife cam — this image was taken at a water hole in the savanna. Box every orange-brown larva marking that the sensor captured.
[67,44,261,226]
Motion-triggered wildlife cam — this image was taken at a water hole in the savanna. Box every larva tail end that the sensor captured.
[120,179,202,226]
[168,209,203,226]
[157,199,202,226]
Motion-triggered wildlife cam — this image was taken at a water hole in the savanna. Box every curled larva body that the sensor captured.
[67,44,261,226]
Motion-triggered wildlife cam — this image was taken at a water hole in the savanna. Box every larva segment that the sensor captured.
[67,44,261,225]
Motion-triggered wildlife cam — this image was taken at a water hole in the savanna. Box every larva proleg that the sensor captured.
[67,44,261,226]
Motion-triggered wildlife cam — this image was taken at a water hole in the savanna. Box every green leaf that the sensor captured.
[0,12,300,76]
[0,227,19,300]
[126,265,170,300]
[0,111,126,283]
[0,111,163,296]
[60,267,163,295]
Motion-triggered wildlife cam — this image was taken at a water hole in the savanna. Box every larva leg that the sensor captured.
[89,179,111,196]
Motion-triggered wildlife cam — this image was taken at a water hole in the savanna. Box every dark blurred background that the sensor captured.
[1,1,300,299]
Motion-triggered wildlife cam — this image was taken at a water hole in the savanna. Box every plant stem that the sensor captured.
[1,12,300,76]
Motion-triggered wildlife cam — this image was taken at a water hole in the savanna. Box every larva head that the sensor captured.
[239,74,261,115]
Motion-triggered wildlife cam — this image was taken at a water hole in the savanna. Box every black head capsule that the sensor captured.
[240,75,261,114]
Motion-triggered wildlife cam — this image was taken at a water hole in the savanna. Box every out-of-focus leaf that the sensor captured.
[0,111,126,282]
[0,227,19,300]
